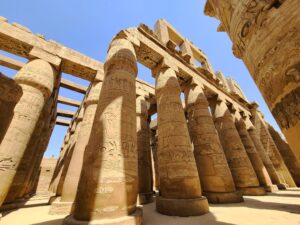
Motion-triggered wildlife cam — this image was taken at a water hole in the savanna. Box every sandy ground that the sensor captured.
[1,189,299,225]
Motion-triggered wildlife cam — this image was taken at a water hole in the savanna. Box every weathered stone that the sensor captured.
[50,76,103,215]
[64,38,142,225]
[210,98,264,196]
[268,124,300,186]
[185,84,243,203]
[155,65,209,216]
[136,96,154,205]
[0,59,56,206]
[204,0,300,161]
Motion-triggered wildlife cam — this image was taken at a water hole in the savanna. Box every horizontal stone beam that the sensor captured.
[60,79,88,94]
[0,19,103,80]
[57,96,81,107]
[56,118,71,126]
[0,54,25,70]
[57,109,75,118]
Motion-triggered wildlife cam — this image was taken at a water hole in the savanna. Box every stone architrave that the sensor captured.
[0,59,56,206]
[233,110,275,192]
[50,77,103,215]
[211,98,265,196]
[185,84,243,203]
[63,38,142,225]
[136,96,154,204]
[155,65,209,216]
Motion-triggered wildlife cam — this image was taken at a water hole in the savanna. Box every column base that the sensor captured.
[0,198,26,212]
[264,185,278,192]
[63,207,143,225]
[48,195,60,204]
[156,196,209,217]
[239,186,266,196]
[204,191,244,204]
[49,197,74,215]
[276,183,288,190]
[138,192,154,205]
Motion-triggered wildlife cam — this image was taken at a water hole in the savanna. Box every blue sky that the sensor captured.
[0,0,282,157]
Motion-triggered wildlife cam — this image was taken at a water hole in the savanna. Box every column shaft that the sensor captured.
[136,96,153,204]
[211,99,264,195]
[0,59,56,206]
[64,38,142,225]
[155,66,208,216]
[186,85,243,203]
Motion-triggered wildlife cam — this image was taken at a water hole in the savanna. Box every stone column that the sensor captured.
[210,97,265,195]
[50,77,103,215]
[154,65,209,216]
[150,128,160,192]
[233,110,275,192]
[185,84,243,203]
[204,0,300,161]
[259,119,296,187]
[0,59,56,206]
[136,96,153,204]
[55,112,83,198]
[245,116,284,190]
[0,74,22,143]
[63,38,142,225]
[268,124,300,186]
[3,94,55,204]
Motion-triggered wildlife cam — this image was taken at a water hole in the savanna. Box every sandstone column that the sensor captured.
[0,74,22,143]
[204,0,300,160]
[155,65,209,216]
[63,38,142,225]
[233,110,275,192]
[259,119,296,187]
[210,97,265,196]
[245,116,284,190]
[50,76,103,215]
[0,59,56,206]
[185,84,243,203]
[3,95,55,203]
[268,124,300,186]
[150,128,160,192]
[136,96,154,204]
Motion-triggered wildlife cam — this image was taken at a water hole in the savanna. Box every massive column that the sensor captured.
[204,0,300,160]
[185,84,243,203]
[0,74,22,143]
[3,92,56,204]
[50,74,103,215]
[154,64,209,216]
[232,109,275,192]
[136,96,153,204]
[245,116,284,190]
[64,38,142,225]
[150,127,160,192]
[258,118,296,187]
[268,124,300,186]
[210,97,265,195]
[0,59,56,206]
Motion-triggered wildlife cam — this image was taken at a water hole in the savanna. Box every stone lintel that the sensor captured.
[56,118,71,127]
[57,96,81,107]
[0,54,25,70]
[57,109,75,119]
[60,79,88,94]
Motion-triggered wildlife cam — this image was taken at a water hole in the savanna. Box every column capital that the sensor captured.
[104,38,137,76]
